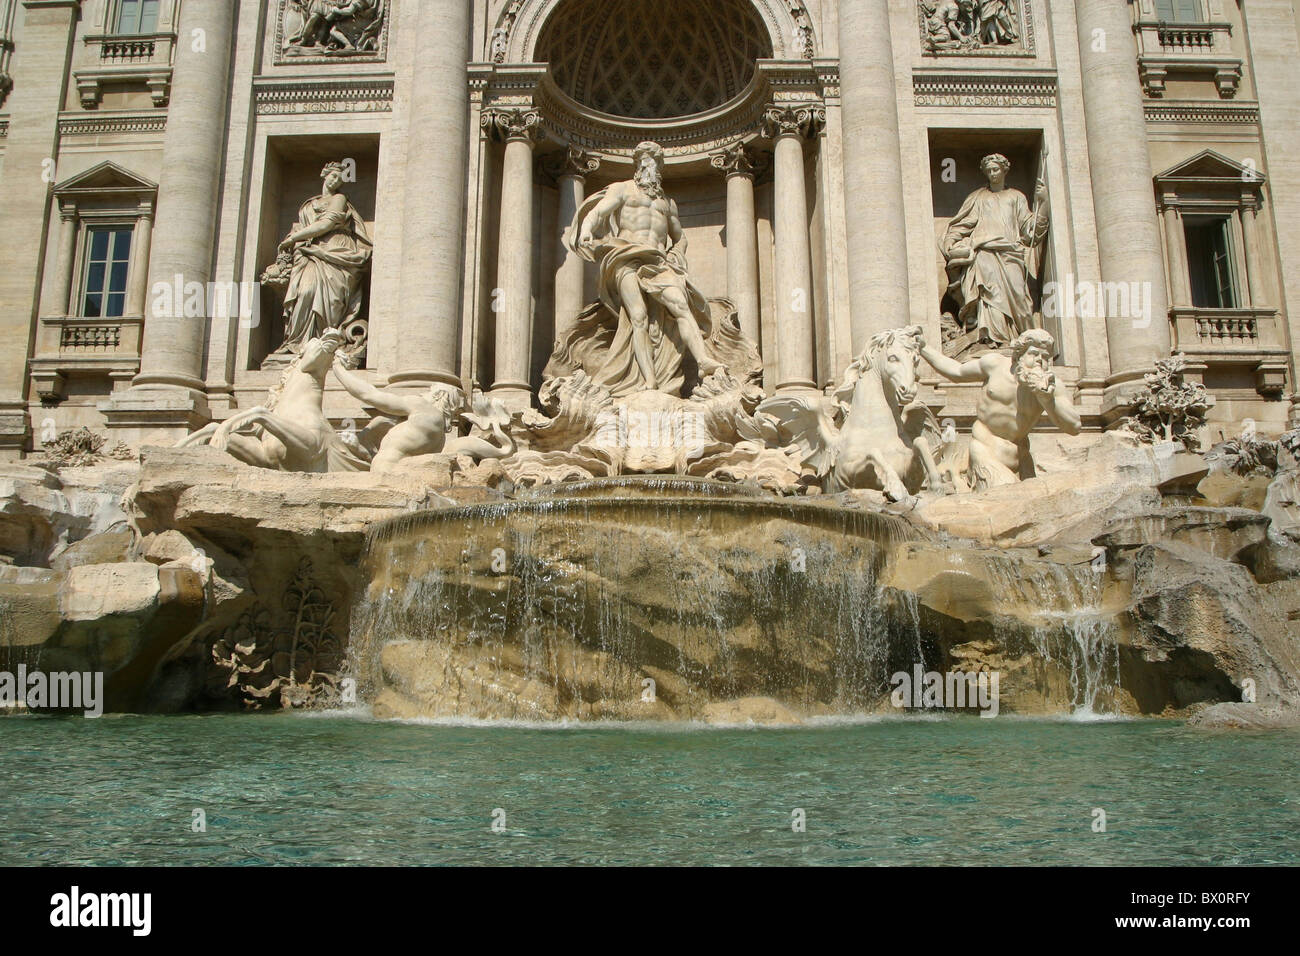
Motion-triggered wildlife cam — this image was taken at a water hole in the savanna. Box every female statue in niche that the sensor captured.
[265,161,373,359]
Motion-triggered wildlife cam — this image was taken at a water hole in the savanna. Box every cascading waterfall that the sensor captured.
[349,483,931,720]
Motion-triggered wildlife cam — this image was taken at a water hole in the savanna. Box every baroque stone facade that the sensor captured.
[0,0,1298,457]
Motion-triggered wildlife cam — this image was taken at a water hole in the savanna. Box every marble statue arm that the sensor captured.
[941,192,979,260]
[331,359,417,419]
[666,199,688,268]
[917,334,984,383]
[1039,378,1082,435]
[578,183,623,247]
[280,194,348,251]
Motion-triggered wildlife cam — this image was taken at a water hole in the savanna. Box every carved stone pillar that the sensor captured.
[1074,0,1171,387]
[125,210,154,318]
[711,143,763,348]
[390,0,472,389]
[1162,204,1191,309]
[1241,197,1269,309]
[133,0,235,392]
[107,0,238,434]
[838,0,910,348]
[764,106,824,394]
[46,205,78,319]
[548,146,600,343]
[485,108,543,412]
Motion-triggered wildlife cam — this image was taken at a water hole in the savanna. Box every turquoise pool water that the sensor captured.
[1,712,1296,865]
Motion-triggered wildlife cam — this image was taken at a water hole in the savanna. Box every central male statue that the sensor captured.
[564,141,725,397]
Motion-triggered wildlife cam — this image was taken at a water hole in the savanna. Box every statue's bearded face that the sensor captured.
[1014,345,1053,390]
[635,152,665,197]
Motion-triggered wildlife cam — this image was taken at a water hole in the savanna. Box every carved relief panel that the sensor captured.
[275,0,390,63]
[918,0,1035,56]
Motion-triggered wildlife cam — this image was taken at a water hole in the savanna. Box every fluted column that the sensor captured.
[1241,197,1269,309]
[131,0,237,397]
[838,0,910,348]
[46,205,78,318]
[1075,0,1171,384]
[1162,204,1190,308]
[124,210,154,317]
[549,146,599,342]
[485,109,542,412]
[764,106,824,394]
[390,0,472,388]
[711,144,763,347]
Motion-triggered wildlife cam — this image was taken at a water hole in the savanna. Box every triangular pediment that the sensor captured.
[1156,149,1265,184]
[53,161,157,195]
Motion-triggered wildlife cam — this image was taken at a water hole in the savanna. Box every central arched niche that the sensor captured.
[537,0,774,119]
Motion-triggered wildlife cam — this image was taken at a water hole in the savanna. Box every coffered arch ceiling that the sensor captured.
[536,0,775,120]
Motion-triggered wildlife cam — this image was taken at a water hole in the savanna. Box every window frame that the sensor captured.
[1155,0,1205,24]
[75,221,136,320]
[111,0,162,36]
[1183,213,1240,310]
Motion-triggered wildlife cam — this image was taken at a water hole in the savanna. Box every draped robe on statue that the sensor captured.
[562,187,719,398]
[281,195,373,354]
[941,186,1047,346]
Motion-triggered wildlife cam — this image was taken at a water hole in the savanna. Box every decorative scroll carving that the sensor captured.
[761,104,826,139]
[710,143,761,178]
[544,145,602,181]
[481,107,544,143]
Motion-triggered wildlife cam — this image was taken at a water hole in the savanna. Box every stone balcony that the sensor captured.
[75,31,176,108]
[1134,19,1242,98]
[1170,306,1289,395]
[30,315,142,402]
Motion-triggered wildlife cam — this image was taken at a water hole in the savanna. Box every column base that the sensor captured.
[0,400,31,456]
[1099,367,1159,427]
[386,369,464,390]
[100,384,211,448]
[774,381,820,398]
[490,383,534,415]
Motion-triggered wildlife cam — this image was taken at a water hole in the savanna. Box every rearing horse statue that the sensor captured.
[760,326,949,500]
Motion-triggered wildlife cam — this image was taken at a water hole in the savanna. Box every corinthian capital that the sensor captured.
[761,104,826,140]
[710,143,765,179]
[481,107,544,144]
[545,145,602,181]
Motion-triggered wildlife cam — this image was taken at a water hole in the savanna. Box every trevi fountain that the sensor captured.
[0,0,1298,868]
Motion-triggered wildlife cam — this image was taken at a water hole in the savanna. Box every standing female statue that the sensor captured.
[266,161,373,358]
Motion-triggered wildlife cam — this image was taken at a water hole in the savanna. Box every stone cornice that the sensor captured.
[253,75,395,116]
[913,69,1057,108]
[58,110,166,137]
[1144,100,1260,124]
[476,59,829,167]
